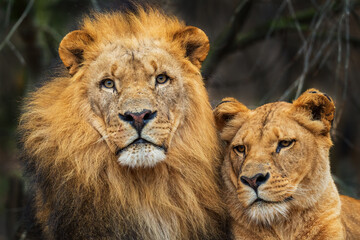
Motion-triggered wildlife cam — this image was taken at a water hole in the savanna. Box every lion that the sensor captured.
[19,8,227,240]
[214,89,360,239]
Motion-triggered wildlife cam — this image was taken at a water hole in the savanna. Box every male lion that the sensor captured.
[214,89,360,239]
[19,8,226,240]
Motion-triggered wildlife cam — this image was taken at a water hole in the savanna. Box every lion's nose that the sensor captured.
[240,173,270,192]
[119,109,157,133]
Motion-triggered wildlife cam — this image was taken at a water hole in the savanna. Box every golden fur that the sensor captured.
[19,8,226,240]
[214,89,360,239]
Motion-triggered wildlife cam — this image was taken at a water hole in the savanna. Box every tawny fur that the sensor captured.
[214,89,360,240]
[19,8,226,240]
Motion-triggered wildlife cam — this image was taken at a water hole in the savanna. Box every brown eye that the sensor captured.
[102,79,115,89]
[156,74,169,84]
[279,140,291,147]
[234,145,246,154]
[276,139,295,153]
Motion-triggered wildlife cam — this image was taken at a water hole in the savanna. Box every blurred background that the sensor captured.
[0,0,359,239]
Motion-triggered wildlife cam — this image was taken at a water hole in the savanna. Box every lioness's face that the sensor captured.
[86,41,192,167]
[225,102,315,223]
[215,90,335,224]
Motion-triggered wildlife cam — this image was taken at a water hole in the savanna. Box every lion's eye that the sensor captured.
[276,140,295,153]
[101,79,115,89]
[234,145,246,154]
[156,74,169,84]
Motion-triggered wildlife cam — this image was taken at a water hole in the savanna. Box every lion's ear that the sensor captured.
[173,26,209,69]
[59,30,94,75]
[292,88,335,134]
[214,97,249,132]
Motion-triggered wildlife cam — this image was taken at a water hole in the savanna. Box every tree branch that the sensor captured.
[202,0,253,79]
[0,0,34,52]
[202,0,360,81]
[202,8,314,80]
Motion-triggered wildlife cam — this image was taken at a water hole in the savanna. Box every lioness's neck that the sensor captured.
[279,181,341,239]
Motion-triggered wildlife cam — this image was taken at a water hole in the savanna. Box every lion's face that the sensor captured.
[86,41,188,167]
[214,89,335,224]
[58,14,210,168]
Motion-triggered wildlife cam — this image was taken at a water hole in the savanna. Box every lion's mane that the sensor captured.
[19,8,226,240]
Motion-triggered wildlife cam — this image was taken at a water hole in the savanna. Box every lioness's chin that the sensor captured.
[117,144,166,168]
[247,202,290,224]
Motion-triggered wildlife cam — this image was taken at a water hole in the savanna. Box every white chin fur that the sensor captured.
[247,202,289,225]
[117,144,166,168]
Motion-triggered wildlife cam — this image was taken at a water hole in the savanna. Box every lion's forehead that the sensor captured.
[97,39,175,63]
[88,41,183,82]
[234,102,300,144]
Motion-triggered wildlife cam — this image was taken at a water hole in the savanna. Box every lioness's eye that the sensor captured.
[234,145,246,154]
[279,140,292,147]
[156,74,169,84]
[276,140,295,153]
[101,79,115,89]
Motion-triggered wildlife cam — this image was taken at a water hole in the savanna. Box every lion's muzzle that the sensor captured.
[116,109,167,167]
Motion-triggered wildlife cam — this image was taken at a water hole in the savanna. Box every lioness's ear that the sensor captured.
[173,26,209,69]
[292,88,335,134]
[59,30,94,75]
[214,97,249,132]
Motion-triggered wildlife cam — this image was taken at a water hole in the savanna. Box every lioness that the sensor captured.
[214,89,360,239]
[19,8,226,240]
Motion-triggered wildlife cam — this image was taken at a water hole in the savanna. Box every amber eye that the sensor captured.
[276,139,295,153]
[279,140,292,147]
[234,145,246,154]
[156,74,169,84]
[101,79,115,89]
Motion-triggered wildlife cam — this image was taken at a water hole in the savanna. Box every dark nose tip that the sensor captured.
[119,109,157,133]
[240,173,270,191]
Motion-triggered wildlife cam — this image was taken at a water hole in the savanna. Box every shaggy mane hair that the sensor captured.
[19,8,226,240]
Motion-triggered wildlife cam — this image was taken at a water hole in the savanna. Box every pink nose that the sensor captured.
[240,173,270,192]
[118,109,157,133]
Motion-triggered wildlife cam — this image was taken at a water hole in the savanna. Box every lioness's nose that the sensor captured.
[119,109,157,133]
[240,173,270,191]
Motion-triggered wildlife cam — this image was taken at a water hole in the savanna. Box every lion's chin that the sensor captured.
[246,201,290,225]
[117,143,166,168]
